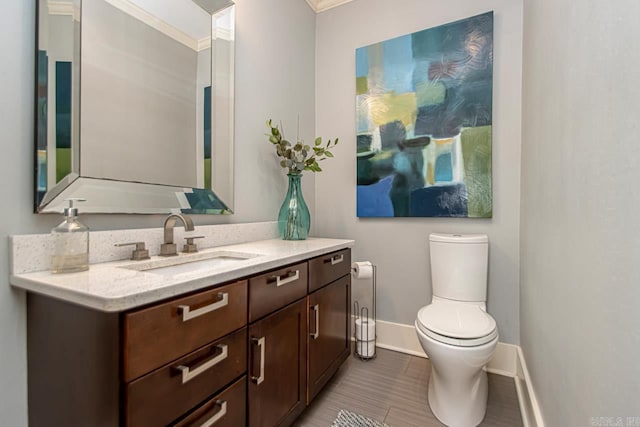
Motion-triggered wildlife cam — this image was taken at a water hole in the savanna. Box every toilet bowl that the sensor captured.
[416,300,498,427]
[415,233,498,427]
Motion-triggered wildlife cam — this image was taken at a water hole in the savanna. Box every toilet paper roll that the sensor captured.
[352,261,373,279]
[356,339,376,358]
[355,318,376,340]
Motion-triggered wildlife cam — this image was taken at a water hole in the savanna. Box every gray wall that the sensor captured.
[520,0,640,424]
[314,0,523,344]
[81,0,199,187]
[0,0,315,425]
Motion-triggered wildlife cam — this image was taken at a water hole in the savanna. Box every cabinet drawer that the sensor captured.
[126,327,247,427]
[308,249,351,292]
[123,280,247,382]
[249,262,307,321]
[173,376,246,427]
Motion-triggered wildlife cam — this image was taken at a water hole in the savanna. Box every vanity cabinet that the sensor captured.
[27,280,249,427]
[24,247,352,427]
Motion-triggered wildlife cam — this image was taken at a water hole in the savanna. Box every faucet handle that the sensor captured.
[183,236,205,254]
[115,242,150,261]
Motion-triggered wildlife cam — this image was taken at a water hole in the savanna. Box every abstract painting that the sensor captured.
[356,12,493,218]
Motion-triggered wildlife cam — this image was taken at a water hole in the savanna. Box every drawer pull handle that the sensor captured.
[310,304,320,339]
[178,292,228,322]
[175,344,228,384]
[250,336,266,385]
[270,270,300,287]
[201,400,227,427]
[324,254,344,265]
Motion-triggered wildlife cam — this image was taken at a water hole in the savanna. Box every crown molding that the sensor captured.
[103,0,232,52]
[305,0,354,13]
[48,1,80,20]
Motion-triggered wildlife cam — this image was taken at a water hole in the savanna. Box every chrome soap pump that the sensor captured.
[51,198,89,274]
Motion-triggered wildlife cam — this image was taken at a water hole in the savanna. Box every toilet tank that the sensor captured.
[429,233,489,302]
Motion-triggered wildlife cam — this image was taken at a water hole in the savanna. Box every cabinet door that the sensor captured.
[307,275,351,403]
[248,298,307,427]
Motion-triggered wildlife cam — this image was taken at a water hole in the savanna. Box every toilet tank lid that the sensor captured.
[429,233,488,244]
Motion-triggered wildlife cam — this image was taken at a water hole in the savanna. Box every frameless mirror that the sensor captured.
[35,0,235,214]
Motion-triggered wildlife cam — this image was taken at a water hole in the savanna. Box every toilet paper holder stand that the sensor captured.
[352,263,377,361]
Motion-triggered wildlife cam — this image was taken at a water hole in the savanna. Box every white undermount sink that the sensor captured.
[121,250,261,276]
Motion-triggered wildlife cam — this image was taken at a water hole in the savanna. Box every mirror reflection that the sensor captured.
[35,0,235,214]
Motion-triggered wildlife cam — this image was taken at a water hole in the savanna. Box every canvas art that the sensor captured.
[356,12,494,218]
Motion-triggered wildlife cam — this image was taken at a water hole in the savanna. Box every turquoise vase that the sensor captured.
[278,173,310,240]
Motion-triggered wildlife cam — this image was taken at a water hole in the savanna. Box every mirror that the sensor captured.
[35,0,235,214]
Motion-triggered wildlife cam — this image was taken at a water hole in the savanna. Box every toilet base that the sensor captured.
[415,321,497,427]
[428,367,488,427]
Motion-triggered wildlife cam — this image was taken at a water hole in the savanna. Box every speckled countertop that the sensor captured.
[10,238,354,312]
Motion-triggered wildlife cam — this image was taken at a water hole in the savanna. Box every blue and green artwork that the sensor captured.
[356,12,493,218]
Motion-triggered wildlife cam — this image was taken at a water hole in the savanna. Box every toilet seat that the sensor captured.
[416,300,498,347]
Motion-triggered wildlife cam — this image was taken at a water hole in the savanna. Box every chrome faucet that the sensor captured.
[160,213,195,256]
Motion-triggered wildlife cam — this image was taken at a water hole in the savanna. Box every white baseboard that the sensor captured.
[375,319,426,357]
[362,319,544,427]
[515,346,545,427]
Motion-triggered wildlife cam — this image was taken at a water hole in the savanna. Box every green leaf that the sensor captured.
[285,149,292,158]
[294,143,302,151]
[269,135,278,143]
[280,160,286,167]
[325,151,334,158]
[303,145,310,152]
[315,137,322,146]
[334,138,339,145]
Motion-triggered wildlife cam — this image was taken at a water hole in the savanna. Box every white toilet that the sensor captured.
[415,233,498,427]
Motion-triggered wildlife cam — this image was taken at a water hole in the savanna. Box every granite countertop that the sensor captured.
[10,238,354,312]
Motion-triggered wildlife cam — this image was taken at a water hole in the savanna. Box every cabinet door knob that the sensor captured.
[174,344,228,384]
[269,270,300,287]
[250,336,266,385]
[324,254,344,265]
[199,400,227,427]
[177,292,228,322]
[310,304,320,339]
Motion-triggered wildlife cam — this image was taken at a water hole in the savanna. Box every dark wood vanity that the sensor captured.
[26,248,351,427]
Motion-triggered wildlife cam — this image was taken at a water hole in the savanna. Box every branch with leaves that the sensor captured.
[267,119,339,174]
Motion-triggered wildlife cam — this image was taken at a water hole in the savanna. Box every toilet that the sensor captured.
[415,233,498,427]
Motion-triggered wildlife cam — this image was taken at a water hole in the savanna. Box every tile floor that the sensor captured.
[294,348,524,427]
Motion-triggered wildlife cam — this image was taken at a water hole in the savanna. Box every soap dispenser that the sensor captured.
[51,198,89,274]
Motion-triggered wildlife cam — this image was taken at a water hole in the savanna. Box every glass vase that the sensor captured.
[278,173,310,240]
